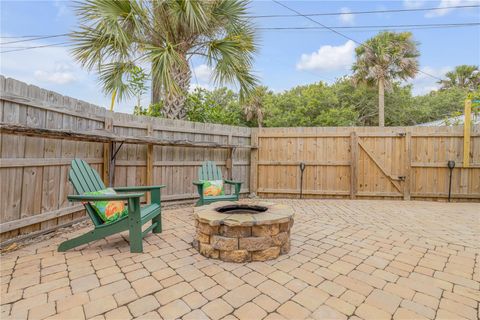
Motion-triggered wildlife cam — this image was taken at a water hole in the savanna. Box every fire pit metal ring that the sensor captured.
[215,204,268,214]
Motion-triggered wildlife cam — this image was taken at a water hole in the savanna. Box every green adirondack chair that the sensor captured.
[58,159,165,253]
[193,161,242,206]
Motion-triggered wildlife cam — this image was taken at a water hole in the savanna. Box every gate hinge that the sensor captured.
[397,132,406,137]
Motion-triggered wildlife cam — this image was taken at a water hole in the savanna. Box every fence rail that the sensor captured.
[254,126,480,201]
[1,76,479,244]
[0,76,251,242]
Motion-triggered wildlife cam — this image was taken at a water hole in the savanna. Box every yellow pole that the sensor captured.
[463,99,471,168]
[109,89,117,112]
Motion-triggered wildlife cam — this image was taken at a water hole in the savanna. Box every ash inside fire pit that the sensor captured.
[215,204,268,214]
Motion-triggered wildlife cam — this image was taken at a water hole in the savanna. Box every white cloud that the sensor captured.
[0,41,81,85]
[189,82,211,93]
[0,38,128,110]
[193,64,213,82]
[339,7,355,25]
[408,66,452,95]
[34,62,76,84]
[296,40,356,72]
[425,0,478,17]
[403,0,427,9]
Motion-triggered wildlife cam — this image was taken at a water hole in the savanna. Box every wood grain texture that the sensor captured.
[0,76,252,242]
[256,126,479,201]
[1,76,479,243]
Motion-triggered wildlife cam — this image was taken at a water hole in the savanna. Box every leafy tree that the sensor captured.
[411,87,472,124]
[136,65,474,128]
[129,66,149,111]
[333,78,378,126]
[438,65,480,91]
[263,82,339,127]
[185,88,248,126]
[352,31,419,126]
[71,0,258,119]
[134,102,163,117]
[315,107,358,126]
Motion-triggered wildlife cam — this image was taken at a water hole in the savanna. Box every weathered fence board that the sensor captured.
[256,126,480,201]
[1,75,479,243]
[0,76,251,242]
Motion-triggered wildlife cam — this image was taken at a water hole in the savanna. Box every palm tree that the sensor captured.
[352,31,419,126]
[438,65,480,91]
[244,86,268,127]
[70,0,258,119]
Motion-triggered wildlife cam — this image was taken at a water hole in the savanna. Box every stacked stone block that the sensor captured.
[193,219,293,263]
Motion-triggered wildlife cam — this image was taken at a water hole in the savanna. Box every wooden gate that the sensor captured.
[255,127,479,201]
[351,132,410,199]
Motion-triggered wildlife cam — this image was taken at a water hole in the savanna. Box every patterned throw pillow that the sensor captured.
[85,188,128,223]
[201,180,225,197]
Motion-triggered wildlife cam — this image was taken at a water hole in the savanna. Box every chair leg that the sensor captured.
[128,197,143,253]
[129,224,143,253]
[152,213,162,233]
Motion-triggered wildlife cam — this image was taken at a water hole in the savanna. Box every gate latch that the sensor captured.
[397,176,406,181]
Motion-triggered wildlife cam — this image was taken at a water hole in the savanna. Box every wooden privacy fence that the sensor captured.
[1,76,479,244]
[251,127,480,200]
[0,76,251,242]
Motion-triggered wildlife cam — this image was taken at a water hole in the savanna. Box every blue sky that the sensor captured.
[1,0,479,113]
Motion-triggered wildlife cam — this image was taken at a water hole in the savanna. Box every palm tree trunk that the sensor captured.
[109,89,117,112]
[378,78,385,127]
[150,59,191,120]
[257,109,263,128]
[161,65,191,119]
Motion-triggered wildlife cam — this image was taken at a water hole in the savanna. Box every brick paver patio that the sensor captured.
[1,200,479,320]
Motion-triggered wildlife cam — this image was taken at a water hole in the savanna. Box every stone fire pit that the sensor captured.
[192,200,294,263]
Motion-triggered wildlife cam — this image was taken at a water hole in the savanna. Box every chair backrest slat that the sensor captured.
[69,159,106,226]
[198,161,223,181]
[215,164,222,180]
[200,162,208,180]
[71,160,105,192]
[206,161,214,179]
[79,159,104,190]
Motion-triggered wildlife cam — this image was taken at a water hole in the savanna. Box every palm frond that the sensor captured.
[98,61,138,101]
[148,42,188,96]
[169,0,208,34]
[70,0,146,70]
[352,31,419,88]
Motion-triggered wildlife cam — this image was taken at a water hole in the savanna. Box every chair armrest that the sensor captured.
[114,185,166,192]
[193,181,204,197]
[224,179,242,185]
[68,193,144,202]
[224,180,242,195]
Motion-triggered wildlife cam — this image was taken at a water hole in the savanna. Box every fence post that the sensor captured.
[350,131,358,199]
[463,99,471,168]
[226,134,233,180]
[146,123,153,203]
[250,128,259,196]
[403,130,412,200]
[103,117,113,186]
